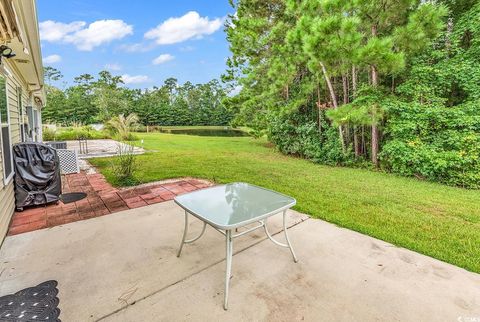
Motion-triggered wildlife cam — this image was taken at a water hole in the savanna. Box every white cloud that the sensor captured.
[40,19,133,51]
[40,20,86,42]
[152,54,174,65]
[104,63,122,71]
[121,74,150,84]
[144,11,222,45]
[43,54,62,64]
[65,20,133,51]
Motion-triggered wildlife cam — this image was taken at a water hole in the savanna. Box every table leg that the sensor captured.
[177,211,208,257]
[263,211,298,263]
[177,210,189,257]
[224,229,233,310]
[283,210,298,263]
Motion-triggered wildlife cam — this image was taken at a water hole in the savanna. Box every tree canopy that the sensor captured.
[224,0,480,188]
[42,69,235,127]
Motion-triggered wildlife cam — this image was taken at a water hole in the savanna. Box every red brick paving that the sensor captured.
[7,172,212,236]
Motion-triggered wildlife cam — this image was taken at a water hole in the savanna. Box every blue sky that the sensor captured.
[37,0,233,89]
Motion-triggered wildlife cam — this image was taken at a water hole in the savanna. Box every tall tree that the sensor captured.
[225,0,446,166]
[353,0,446,165]
[92,71,128,121]
[44,66,63,87]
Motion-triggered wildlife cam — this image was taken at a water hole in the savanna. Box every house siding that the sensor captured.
[0,61,35,243]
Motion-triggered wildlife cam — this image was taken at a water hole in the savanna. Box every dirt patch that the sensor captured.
[263,142,275,148]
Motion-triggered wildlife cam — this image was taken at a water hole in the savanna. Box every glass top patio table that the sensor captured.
[174,182,296,230]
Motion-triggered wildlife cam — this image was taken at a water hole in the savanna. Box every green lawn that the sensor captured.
[90,132,480,273]
[144,125,239,130]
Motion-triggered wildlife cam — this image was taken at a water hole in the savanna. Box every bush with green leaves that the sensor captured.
[381,101,480,188]
[43,125,110,141]
[42,127,56,141]
[268,111,348,165]
[377,3,480,189]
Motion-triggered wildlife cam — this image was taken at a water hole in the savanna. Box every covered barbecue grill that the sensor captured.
[13,142,62,211]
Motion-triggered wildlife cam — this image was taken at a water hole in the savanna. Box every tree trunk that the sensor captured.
[342,74,349,105]
[351,66,360,157]
[371,65,378,85]
[370,25,379,167]
[342,74,350,147]
[353,127,360,157]
[320,62,338,108]
[316,83,322,136]
[446,17,453,53]
[352,66,357,95]
[362,126,366,155]
[371,121,379,165]
[320,62,345,152]
[371,64,379,166]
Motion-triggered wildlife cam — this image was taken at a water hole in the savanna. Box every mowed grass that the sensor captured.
[90,132,480,273]
[145,125,238,130]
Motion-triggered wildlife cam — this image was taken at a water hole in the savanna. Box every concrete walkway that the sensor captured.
[0,201,479,321]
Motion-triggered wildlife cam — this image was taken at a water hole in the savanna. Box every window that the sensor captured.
[0,75,13,183]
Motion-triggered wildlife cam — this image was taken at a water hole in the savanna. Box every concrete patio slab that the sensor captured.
[66,139,144,158]
[0,201,307,321]
[104,220,480,322]
[0,201,479,321]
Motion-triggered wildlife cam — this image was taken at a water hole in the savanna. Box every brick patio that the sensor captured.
[7,172,212,236]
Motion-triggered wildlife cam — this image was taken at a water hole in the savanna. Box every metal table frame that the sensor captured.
[176,206,298,310]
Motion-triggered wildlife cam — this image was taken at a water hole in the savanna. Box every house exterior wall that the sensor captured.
[0,60,40,243]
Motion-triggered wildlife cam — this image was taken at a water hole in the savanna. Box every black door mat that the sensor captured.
[59,192,87,204]
[0,280,61,321]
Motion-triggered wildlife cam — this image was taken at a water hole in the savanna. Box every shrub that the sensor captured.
[381,101,480,188]
[43,125,111,141]
[111,141,138,185]
[136,124,147,133]
[42,127,56,141]
[267,111,348,165]
[106,114,139,141]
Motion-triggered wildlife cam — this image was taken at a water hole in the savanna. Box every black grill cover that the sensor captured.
[13,143,62,209]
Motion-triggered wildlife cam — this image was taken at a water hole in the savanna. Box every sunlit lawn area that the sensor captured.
[90,132,480,273]
[147,126,238,130]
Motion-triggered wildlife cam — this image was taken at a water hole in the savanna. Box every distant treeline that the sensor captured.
[42,68,236,126]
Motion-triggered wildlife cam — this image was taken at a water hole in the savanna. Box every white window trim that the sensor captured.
[0,74,14,185]
[37,109,43,142]
[32,107,38,142]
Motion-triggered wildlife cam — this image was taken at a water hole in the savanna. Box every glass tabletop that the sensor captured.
[174,182,296,229]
